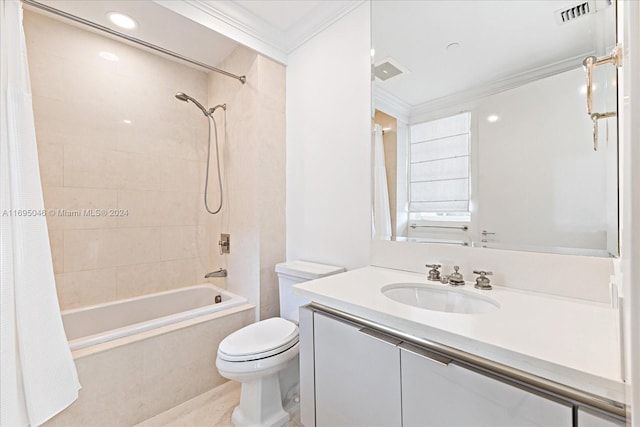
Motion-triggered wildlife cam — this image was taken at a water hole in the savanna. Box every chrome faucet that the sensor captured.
[205,268,227,278]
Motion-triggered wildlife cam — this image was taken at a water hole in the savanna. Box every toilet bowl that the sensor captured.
[216,260,344,427]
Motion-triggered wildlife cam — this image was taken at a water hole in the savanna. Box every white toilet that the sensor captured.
[216,260,345,427]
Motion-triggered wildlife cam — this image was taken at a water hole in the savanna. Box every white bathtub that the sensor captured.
[47,284,254,426]
[62,284,248,351]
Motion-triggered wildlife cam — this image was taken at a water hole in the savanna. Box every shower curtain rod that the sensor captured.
[21,0,247,84]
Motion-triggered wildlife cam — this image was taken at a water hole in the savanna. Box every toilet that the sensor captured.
[216,260,345,427]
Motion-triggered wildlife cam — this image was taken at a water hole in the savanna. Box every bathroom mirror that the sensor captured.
[372,0,619,257]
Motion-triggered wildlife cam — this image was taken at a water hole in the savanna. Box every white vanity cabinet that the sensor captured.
[312,312,402,427]
[577,408,626,427]
[301,307,622,427]
[400,344,573,426]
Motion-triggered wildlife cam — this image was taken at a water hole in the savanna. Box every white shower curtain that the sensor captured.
[0,1,80,426]
[373,124,392,240]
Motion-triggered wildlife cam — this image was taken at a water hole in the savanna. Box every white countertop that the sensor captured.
[293,266,625,404]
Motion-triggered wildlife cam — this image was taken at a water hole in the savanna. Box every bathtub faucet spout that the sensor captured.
[205,268,227,278]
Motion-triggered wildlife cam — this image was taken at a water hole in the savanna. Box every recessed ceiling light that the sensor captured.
[107,12,137,30]
[382,127,392,132]
[370,48,376,57]
[446,42,461,51]
[99,51,119,61]
[122,119,132,124]
[487,115,500,123]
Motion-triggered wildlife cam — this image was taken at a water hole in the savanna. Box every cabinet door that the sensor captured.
[314,313,402,427]
[400,345,573,427]
[577,408,625,427]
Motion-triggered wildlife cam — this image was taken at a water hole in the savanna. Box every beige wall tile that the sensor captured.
[117,227,162,266]
[37,143,63,187]
[117,191,166,228]
[161,226,199,260]
[63,145,120,189]
[116,262,167,299]
[56,268,117,309]
[117,151,163,191]
[162,258,199,290]
[43,187,118,230]
[64,229,120,272]
[161,158,202,193]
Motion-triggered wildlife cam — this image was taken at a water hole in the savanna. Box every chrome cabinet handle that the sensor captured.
[399,342,452,366]
[358,328,403,347]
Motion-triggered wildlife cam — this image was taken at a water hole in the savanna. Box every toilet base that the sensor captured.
[231,374,290,427]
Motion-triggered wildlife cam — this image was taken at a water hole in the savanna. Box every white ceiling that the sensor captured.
[373,0,615,109]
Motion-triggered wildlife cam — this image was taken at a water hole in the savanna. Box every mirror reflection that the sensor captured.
[372,0,618,257]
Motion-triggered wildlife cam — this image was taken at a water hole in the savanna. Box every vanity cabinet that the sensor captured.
[302,308,621,427]
[400,344,572,426]
[313,312,401,427]
[576,408,626,427]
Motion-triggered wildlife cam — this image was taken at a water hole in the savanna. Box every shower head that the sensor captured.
[175,92,210,117]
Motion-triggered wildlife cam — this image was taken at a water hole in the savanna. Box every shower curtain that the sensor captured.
[0,1,80,425]
[373,124,392,240]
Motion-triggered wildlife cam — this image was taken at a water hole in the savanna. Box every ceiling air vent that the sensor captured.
[374,58,409,82]
[554,0,611,25]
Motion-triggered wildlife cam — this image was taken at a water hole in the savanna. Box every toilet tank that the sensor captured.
[275,260,345,322]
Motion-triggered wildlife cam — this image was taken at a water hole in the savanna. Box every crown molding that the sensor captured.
[373,86,411,124]
[409,52,592,123]
[153,0,288,63]
[153,0,365,65]
[285,1,366,53]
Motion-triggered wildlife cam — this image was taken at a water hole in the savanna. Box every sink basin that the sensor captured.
[381,283,499,314]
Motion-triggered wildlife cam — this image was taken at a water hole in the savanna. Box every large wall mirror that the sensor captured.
[372,0,619,257]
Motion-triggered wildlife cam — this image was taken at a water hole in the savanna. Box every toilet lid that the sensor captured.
[218,318,299,361]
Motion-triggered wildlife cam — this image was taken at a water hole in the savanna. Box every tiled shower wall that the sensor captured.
[207,46,286,320]
[24,12,213,309]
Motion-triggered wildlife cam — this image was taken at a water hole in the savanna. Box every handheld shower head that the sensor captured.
[175,92,209,117]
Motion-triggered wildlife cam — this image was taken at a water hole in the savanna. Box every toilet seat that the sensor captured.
[218,318,299,362]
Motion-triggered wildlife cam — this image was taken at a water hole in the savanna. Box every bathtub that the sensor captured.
[46,284,255,427]
[62,284,248,350]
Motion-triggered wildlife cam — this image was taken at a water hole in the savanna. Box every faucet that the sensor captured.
[205,268,227,278]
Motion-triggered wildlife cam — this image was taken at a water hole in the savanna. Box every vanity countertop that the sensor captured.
[292,266,625,404]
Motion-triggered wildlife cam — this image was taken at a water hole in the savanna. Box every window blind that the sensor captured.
[409,113,470,213]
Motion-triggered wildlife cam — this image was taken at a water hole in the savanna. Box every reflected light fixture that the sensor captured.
[107,12,137,30]
[99,51,119,61]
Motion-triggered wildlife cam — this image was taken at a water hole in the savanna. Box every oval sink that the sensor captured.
[381,283,499,314]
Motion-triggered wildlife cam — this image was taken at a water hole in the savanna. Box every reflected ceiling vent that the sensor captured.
[374,58,409,82]
[554,0,611,25]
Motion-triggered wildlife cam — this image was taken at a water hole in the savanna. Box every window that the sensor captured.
[409,112,470,220]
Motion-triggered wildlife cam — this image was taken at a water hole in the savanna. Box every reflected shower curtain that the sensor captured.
[373,124,391,239]
[0,1,80,426]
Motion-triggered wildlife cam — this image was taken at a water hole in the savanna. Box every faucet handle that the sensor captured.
[425,264,441,281]
[448,265,465,286]
[473,270,493,290]
[472,270,493,276]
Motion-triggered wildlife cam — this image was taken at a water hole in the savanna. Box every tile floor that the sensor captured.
[135,381,303,427]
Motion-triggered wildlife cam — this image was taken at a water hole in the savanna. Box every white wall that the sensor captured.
[286,3,371,271]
